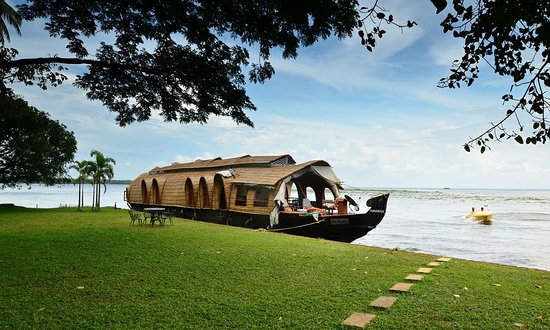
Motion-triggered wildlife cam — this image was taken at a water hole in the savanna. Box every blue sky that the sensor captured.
[6,1,550,189]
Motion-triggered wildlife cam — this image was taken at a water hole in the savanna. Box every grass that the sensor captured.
[0,206,549,329]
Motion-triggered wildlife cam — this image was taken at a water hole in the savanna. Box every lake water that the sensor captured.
[350,188,550,272]
[0,184,129,209]
[1,185,549,271]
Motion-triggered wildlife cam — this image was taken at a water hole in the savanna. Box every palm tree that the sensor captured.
[70,160,92,211]
[0,0,22,44]
[89,150,116,211]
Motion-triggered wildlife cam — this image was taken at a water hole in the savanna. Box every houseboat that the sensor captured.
[125,155,389,242]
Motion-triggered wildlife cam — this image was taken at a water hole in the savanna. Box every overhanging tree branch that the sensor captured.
[432,0,549,152]
[2,57,100,68]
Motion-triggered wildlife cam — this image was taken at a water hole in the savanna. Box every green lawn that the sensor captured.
[0,206,549,329]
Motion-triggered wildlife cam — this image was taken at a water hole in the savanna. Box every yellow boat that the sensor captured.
[467,210,492,221]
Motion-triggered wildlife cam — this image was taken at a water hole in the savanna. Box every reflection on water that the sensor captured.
[351,188,550,271]
[477,220,492,226]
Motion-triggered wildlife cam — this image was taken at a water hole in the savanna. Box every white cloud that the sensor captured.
[429,36,464,67]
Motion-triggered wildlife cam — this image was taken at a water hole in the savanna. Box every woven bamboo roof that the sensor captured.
[132,155,338,187]
[232,160,330,186]
[150,154,296,173]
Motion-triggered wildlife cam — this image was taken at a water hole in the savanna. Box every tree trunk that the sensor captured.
[91,182,96,211]
[95,180,101,211]
[96,182,100,211]
[80,182,84,211]
[77,179,82,211]
[97,184,101,211]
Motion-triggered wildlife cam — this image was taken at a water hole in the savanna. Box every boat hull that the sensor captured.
[468,211,492,221]
[129,194,389,243]
[271,213,379,242]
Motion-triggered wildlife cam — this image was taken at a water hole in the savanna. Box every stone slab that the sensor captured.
[390,282,413,292]
[369,296,397,309]
[417,267,432,274]
[342,312,376,329]
[405,274,424,281]
[437,257,452,262]
[427,262,442,266]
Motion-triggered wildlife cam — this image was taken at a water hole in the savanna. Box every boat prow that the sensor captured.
[272,193,390,242]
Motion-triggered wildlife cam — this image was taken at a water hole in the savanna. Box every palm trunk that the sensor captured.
[92,182,96,211]
[95,179,101,211]
[77,179,82,211]
[80,182,85,210]
[97,182,101,211]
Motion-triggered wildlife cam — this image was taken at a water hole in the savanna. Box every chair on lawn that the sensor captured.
[128,209,143,226]
[162,211,174,225]
[143,212,152,225]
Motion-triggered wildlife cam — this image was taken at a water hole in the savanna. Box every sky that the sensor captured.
[6,1,550,189]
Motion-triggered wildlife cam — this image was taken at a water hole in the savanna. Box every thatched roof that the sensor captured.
[132,155,338,187]
[150,154,296,174]
[231,160,330,186]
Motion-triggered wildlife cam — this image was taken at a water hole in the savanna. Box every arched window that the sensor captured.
[152,179,160,204]
[286,182,299,209]
[323,187,335,201]
[185,178,194,207]
[213,175,227,209]
[306,186,316,204]
[198,177,209,208]
[141,180,148,203]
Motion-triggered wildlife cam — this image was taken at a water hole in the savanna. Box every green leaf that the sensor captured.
[515,136,524,144]
[430,0,448,14]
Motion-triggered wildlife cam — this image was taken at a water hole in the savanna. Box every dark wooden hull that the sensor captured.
[130,193,389,243]
[272,193,389,242]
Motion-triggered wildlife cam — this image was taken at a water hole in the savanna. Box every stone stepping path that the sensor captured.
[406,274,424,281]
[342,313,376,329]
[390,282,413,292]
[341,257,452,327]
[369,296,398,309]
